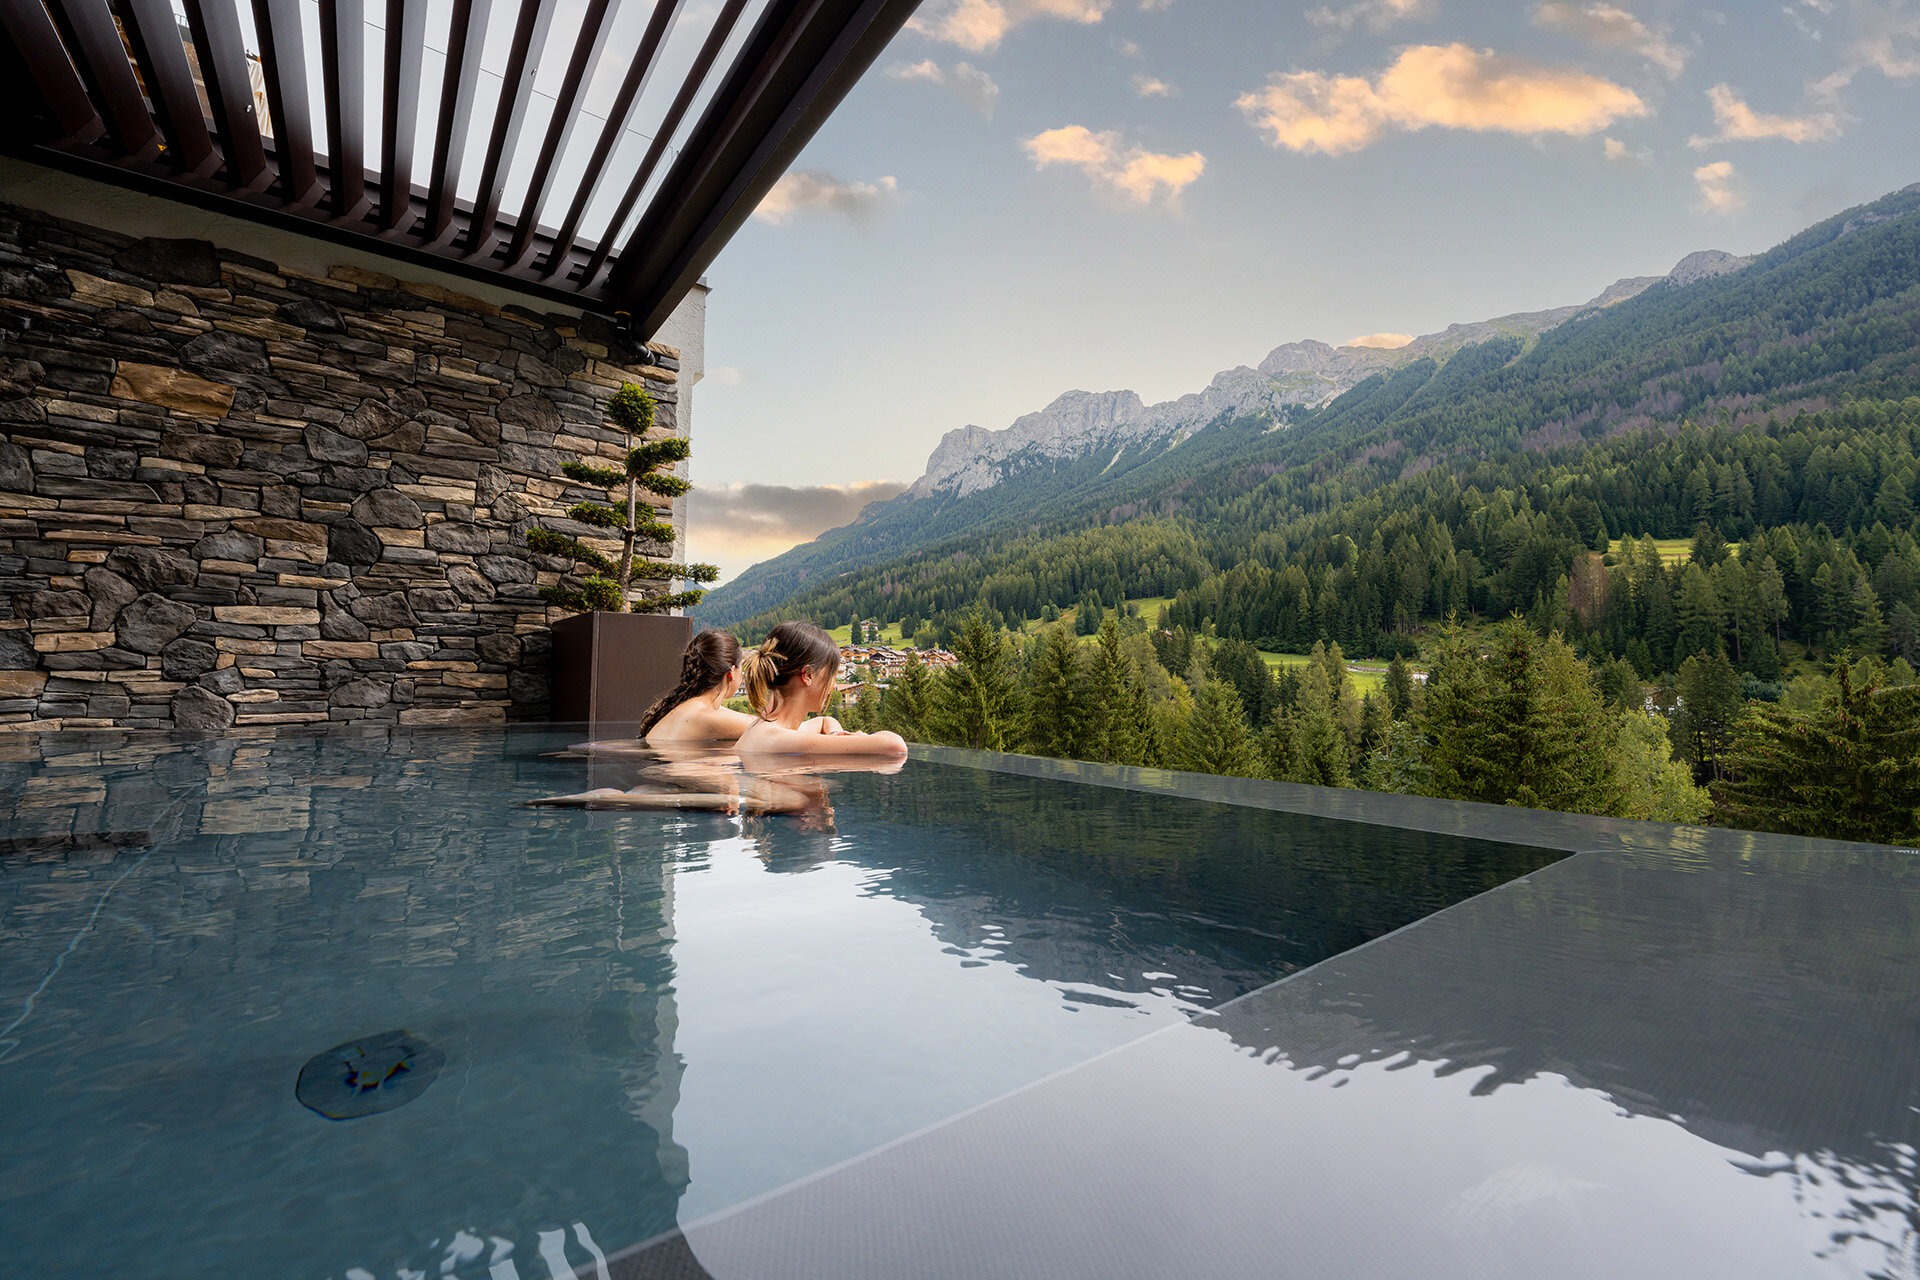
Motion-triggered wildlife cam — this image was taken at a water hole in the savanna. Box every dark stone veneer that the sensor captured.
[0,200,683,730]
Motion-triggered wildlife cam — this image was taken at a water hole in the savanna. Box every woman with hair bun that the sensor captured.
[639,629,756,744]
[735,620,907,757]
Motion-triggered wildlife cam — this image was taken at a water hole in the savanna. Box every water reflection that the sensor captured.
[1,729,1568,1280]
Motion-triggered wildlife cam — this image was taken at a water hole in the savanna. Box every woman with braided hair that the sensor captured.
[735,621,907,758]
[640,629,757,744]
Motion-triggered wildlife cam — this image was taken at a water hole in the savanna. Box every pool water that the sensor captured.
[0,729,1562,1279]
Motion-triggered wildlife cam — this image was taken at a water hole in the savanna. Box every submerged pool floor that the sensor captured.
[0,729,1560,1280]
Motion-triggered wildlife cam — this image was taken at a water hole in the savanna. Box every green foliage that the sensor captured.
[880,653,934,741]
[928,611,1023,750]
[1614,712,1712,823]
[1716,659,1920,842]
[524,383,716,614]
[1026,625,1091,759]
[1176,679,1260,778]
[1673,649,1746,781]
[1418,620,1620,814]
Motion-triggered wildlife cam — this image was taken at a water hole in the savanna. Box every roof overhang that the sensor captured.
[0,0,920,334]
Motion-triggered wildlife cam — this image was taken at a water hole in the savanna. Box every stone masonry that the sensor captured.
[0,199,685,731]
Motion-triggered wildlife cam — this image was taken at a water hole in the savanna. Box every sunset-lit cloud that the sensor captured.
[1688,83,1841,145]
[1307,0,1434,35]
[687,482,909,582]
[1132,74,1178,98]
[1602,135,1648,161]
[887,59,1002,117]
[1348,332,1414,348]
[1023,125,1206,206]
[907,0,1110,52]
[1693,160,1744,214]
[755,171,901,224]
[1236,43,1647,155]
[1532,3,1688,76]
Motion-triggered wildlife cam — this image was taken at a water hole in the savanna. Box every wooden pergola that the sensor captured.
[0,0,920,336]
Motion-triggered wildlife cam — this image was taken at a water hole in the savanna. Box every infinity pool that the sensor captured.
[0,729,1562,1279]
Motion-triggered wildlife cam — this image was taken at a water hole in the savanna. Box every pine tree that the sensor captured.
[1285,659,1351,788]
[1419,620,1619,813]
[1175,678,1260,777]
[1086,618,1149,764]
[1673,649,1745,781]
[1716,660,1920,842]
[927,610,1022,750]
[880,652,933,741]
[1614,712,1710,823]
[850,617,864,645]
[1385,653,1415,720]
[1026,624,1091,759]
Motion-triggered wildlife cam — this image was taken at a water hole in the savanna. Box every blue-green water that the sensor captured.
[0,729,1561,1279]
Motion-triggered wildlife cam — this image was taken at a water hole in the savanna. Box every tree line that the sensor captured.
[834,609,1920,845]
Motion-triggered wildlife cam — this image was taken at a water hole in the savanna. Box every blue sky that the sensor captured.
[684,0,1920,579]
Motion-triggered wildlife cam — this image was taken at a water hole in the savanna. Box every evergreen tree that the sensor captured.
[1419,620,1619,813]
[1285,660,1351,788]
[1086,618,1150,764]
[1385,653,1415,720]
[1717,660,1920,842]
[1175,679,1260,777]
[850,617,864,645]
[928,610,1022,750]
[880,652,933,741]
[1673,649,1745,782]
[1026,625,1091,759]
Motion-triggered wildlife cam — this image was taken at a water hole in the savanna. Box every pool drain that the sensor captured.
[296,1030,445,1120]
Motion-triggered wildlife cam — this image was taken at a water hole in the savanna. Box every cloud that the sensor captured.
[1809,9,1920,98]
[1602,135,1647,161]
[1531,3,1687,76]
[1348,332,1414,348]
[907,0,1110,51]
[686,482,908,582]
[755,171,901,225]
[1236,43,1647,155]
[1307,0,1434,34]
[1117,38,1142,57]
[705,365,746,387]
[1688,83,1840,145]
[1693,160,1744,214]
[887,59,1001,117]
[1132,74,1178,98]
[1023,125,1206,206]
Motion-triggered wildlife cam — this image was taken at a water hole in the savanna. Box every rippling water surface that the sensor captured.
[0,729,1560,1279]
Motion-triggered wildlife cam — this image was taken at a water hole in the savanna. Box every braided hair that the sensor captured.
[639,629,742,736]
[739,621,841,714]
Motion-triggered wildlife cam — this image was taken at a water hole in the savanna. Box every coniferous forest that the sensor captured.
[740,182,1920,844]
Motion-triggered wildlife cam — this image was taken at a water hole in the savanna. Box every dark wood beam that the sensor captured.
[423,0,490,240]
[500,0,617,265]
[379,0,426,229]
[250,0,319,200]
[0,0,103,139]
[44,0,156,155]
[535,0,685,271]
[603,0,920,335]
[569,0,746,282]
[113,0,216,170]
[316,0,365,215]
[465,0,554,253]
[181,0,269,187]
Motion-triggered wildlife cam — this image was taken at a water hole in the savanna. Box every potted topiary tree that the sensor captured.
[530,382,720,725]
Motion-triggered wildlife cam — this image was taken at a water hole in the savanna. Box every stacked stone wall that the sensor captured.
[0,199,682,730]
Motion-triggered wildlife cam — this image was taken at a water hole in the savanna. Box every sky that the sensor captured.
[683,0,1920,581]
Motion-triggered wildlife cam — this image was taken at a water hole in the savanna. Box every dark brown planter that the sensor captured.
[549,612,692,727]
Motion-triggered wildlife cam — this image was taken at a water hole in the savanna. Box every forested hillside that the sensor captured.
[730,180,1920,677]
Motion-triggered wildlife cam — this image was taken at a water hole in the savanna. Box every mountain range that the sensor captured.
[694,181,1920,633]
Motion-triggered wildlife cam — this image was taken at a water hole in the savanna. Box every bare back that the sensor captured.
[644,700,755,744]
